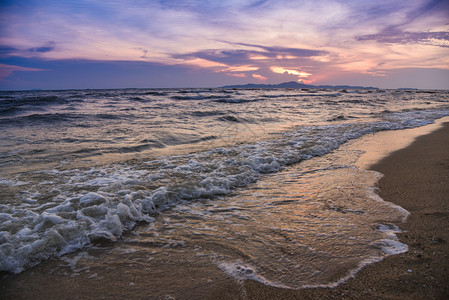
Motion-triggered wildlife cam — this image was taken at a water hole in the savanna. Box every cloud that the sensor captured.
[175,49,255,66]
[394,0,449,29]
[27,41,56,53]
[1,0,448,89]
[252,73,267,80]
[232,43,327,57]
[0,63,43,79]
[357,30,449,47]
[0,41,57,58]
[270,67,312,77]
[171,44,323,82]
[174,44,325,65]
[354,0,449,49]
[0,46,18,57]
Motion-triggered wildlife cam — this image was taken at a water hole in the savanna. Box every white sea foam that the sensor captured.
[0,178,29,186]
[301,256,385,289]
[371,239,408,255]
[370,222,409,255]
[0,92,448,275]
[218,261,289,289]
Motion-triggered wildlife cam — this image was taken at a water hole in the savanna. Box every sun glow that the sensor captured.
[270,67,312,77]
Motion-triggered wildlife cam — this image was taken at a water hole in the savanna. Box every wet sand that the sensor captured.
[2,122,449,299]
[240,121,449,299]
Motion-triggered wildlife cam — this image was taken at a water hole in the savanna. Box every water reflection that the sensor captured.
[16,149,409,297]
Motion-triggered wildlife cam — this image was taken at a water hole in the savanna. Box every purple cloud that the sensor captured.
[174,44,327,67]
[357,0,449,47]
[0,46,18,57]
[357,31,449,47]
[233,43,327,57]
[28,41,56,53]
[401,0,449,27]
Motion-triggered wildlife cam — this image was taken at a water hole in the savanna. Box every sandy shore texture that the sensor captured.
[1,122,448,299]
[238,121,449,300]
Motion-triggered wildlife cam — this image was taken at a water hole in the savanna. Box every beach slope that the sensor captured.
[241,122,449,299]
[1,123,448,299]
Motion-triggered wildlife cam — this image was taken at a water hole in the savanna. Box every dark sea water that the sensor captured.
[1,88,448,289]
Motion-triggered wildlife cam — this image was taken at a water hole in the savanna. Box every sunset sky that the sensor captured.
[1,0,448,90]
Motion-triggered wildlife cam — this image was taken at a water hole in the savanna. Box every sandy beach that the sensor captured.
[2,0,449,298]
[2,122,449,299]
[239,121,449,299]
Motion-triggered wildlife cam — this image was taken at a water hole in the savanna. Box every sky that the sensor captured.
[0,0,448,90]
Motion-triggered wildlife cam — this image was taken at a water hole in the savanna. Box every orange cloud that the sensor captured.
[276,55,298,60]
[225,65,259,72]
[185,58,227,69]
[252,74,267,80]
[249,54,270,60]
[227,73,247,78]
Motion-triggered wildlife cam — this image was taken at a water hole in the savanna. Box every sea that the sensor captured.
[1,88,448,291]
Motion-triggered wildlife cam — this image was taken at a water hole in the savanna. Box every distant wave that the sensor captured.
[0,95,75,115]
[212,98,262,103]
[0,113,85,125]
[171,95,232,101]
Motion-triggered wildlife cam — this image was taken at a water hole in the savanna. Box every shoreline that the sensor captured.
[2,120,449,299]
[240,120,449,299]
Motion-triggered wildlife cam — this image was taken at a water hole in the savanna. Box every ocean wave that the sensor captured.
[1,109,448,274]
[0,113,86,125]
[128,96,149,102]
[0,95,73,116]
[1,86,449,275]
[212,98,261,103]
[94,113,129,120]
[171,95,232,101]
[294,92,342,98]
[328,115,351,121]
[190,110,226,117]
[141,91,168,96]
[217,115,242,122]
